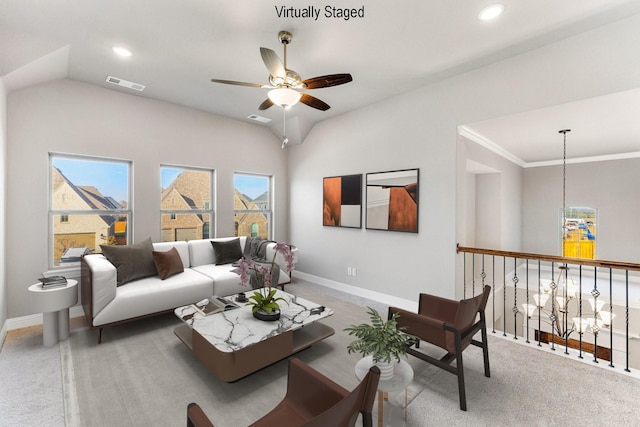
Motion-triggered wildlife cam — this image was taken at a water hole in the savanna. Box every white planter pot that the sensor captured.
[375,360,396,381]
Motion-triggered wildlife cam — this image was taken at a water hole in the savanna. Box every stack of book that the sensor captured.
[38,275,68,289]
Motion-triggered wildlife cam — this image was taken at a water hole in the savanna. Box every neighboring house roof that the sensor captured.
[161,170,210,210]
[52,167,120,226]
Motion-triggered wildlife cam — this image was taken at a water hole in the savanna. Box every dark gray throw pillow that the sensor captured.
[153,247,184,280]
[211,238,243,265]
[100,238,157,286]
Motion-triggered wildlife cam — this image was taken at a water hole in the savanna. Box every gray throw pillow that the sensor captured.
[100,238,157,286]
[211,238,243,265]
[153,247,184,280]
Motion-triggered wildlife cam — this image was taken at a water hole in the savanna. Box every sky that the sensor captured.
[53,157,129,202]
[55,158,269,202]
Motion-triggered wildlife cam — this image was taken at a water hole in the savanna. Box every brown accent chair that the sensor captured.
[388,285,491,411]
[186,357,381,427]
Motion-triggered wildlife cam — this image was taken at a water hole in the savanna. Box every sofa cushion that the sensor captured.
[211,238,243,265]
[100,238,157,286]
[152,241,190,268]
[153,247,184,280]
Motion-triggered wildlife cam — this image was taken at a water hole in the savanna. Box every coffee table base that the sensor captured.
[174,321,334,382]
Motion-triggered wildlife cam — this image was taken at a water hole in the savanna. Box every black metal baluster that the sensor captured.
[591,266,599,364]
[525,259,530,343]
[492,256,496,334]
[609,268,614,368]
[537,260,542,347]
[503,257,507,337]
[625,270,630,373]
[472,254,476,297]
[578,265,583,359]
[512,257,519,340]
[463,252,467,300]
[564,263,569,355]
[550,262,556,351]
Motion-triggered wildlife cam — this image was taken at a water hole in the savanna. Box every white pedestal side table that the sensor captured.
[28,279,78,346]
[355,356,414,427]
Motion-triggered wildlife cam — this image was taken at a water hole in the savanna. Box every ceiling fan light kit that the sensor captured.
[268,87,301,108]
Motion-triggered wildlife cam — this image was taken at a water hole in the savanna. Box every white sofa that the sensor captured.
[81,237,293,342]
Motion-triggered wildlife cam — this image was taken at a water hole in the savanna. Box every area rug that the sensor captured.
[63,281,640,426]
[63,282,427,426]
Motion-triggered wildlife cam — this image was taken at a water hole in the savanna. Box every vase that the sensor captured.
[374,360,396,381]
[253,308,281,321]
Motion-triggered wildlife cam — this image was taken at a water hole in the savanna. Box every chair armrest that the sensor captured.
[187,402,214,427]
[389,307,446,341]
[284,358,348,419]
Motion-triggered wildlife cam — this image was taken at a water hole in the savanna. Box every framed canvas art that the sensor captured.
[323,174,362,228]
[365,169,419,233]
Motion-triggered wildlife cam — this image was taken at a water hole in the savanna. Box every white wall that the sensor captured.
[6,79,287,318]
[0,78,7,338]
[523,158,640,262]
[289,13,640,301]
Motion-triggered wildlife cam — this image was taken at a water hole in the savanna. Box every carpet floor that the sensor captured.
[7,279,640,426]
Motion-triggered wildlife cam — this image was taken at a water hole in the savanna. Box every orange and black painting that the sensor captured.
[323,174,362,228]
[365,169,418,233]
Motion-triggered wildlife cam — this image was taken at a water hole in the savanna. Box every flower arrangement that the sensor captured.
[235,242,295,314]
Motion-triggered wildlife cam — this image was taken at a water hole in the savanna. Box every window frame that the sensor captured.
[233,172,273,240]
[561,206,598,260]
[49,153,132,269]
[160,164,215,242]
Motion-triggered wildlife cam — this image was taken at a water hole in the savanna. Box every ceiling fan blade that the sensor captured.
[300,93,330,111]
[302,74,353,89]
[258,98,274,110]
[210,78,269,88]
[260,47,286,79]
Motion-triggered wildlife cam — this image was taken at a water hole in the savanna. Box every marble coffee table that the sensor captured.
[174,288,334,382]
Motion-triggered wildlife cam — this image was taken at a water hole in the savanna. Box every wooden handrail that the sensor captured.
[456,244,640,272]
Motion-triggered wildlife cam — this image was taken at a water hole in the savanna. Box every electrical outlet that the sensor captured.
[352,267,357,276]
[347,267,352,276]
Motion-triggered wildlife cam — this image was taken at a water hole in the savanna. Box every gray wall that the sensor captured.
[6,79,288,318]
[523,158,640,262]
[288,13,640,301]
[0,79,7,335]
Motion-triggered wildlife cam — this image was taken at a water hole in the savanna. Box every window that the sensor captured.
[234,173,272,239]
[50,154,131,267]
[161,166,214,242]
[562,207,597,259]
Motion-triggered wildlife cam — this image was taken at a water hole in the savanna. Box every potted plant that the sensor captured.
[345,306,417,380]
[234,242,295,321]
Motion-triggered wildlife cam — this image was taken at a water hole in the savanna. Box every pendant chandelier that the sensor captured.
[521,129,614,341]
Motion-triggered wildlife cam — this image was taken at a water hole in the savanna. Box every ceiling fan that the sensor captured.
[210,31,352,111]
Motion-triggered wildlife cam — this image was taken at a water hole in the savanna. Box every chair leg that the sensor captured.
[361,411,372,427]
[480,315,491,378]
[454,334,467,411]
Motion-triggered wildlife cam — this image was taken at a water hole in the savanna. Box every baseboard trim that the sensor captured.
[0,319,7,349]
[292,271,418,312]
[6,306,85,331]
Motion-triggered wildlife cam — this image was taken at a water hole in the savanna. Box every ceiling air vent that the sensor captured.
[247,114,271,123]
[106,75,145,91]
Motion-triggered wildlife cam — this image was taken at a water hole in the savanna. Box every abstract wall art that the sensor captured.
[323,174,362,228]
[365,169,419,233]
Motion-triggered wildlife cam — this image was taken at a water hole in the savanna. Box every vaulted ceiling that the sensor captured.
[2,0,639,159]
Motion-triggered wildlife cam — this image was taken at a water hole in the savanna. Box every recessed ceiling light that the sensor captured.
[478,4,505,21]
[112,46,132,57]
